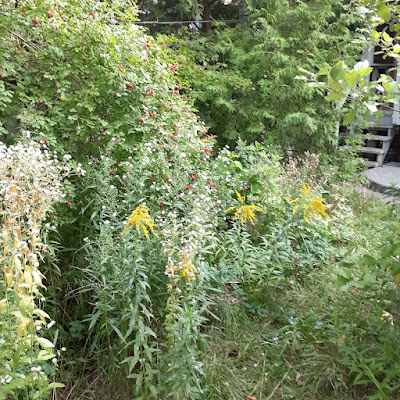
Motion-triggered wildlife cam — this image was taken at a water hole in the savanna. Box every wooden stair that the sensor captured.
[362,127,394,166]
[341,127,394,168]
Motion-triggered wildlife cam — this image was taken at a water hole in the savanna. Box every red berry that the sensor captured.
[33,18,38,24]
[22,8,26,12]
[102,131,106,136]
[68,190,71,194]
[216,185,220,189]
[127,83,133,88]
[0,74,3,78]
[91,12,95,18]
[67,202,72,206]
[113,92,117,96]
[47,11,52,18]
[52,215,56,219]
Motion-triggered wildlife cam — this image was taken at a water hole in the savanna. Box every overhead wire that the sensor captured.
[132,19,243,25]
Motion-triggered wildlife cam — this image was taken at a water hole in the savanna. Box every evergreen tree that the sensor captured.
[170,0,363,152]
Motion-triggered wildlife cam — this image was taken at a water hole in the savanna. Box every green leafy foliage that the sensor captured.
[162,0,363,151]
[3,1,400,399]
[303,1,400,128]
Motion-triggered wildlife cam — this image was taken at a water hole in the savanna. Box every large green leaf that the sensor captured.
[377,2,391,21]
[343,109,356,125]
[345,71,361,88]
[326,90,345,101]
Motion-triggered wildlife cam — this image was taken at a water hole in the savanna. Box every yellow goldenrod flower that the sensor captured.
[226,192,262,225]
[285,183,329,224]
[236,191,245,204]
[121,204,158,238]
[181,259,196,281]
[299,183,312,197]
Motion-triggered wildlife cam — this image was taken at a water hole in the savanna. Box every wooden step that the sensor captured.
[366,135,393,142]
[371,124,394,129]
[364,160,379,168]
[361,147,385,155]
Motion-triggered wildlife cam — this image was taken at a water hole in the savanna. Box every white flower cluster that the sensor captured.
[0,141,67,222]
[0,375,13,384]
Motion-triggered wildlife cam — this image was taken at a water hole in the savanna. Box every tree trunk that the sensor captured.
[202,0,211,34]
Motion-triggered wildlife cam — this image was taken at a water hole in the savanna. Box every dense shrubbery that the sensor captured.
[158,0,364,151]
[1,1,400,399]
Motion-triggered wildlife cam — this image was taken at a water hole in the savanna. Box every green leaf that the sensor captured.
[343,110,356,125]
[377,2,391,22]
[383,32,391,42]
[42,382,65,392]
[392,44,400,53]
[329,62,347,82]
[233,161,243,170]
[338,267,352,279]
[317,66,330,76]
[336,275,351,288]
[358,67,373,77]
[375,110,384,121]
[326,91,345,101]
[345,71,361,88]
[88,310,102,330]
[362,271,376,285]
[251,181,262,193]
[361,254,377,266]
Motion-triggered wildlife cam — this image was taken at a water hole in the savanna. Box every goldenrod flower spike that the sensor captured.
[226,192,263,226]
[286,183,329,224]
[121,204,158,238]
[236,191,245,204]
